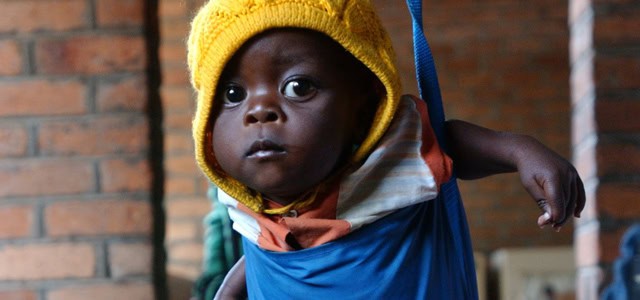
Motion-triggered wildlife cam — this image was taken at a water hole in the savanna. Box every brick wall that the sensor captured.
[375,0,575,252]
[3,0,633,299]
[158,0,211,299]
[0,0,158,299]
[570,0,640,298]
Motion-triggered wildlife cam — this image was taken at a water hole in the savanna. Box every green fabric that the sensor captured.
[192,184,243,300]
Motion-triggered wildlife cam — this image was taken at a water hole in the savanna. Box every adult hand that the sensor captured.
[513,136,586,230]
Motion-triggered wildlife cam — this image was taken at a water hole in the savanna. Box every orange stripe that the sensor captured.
[243,184,354,251]
[409,95,453,187]
[236,203,294,251]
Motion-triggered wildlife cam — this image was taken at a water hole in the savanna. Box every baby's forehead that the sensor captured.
[234,28,359,65]
[217,27,378,96]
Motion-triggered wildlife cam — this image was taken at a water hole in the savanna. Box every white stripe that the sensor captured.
[337,96,439,230]
[218,189,260,245]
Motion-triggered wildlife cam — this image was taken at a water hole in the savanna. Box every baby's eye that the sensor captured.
[282,79,317,100]
[222,84,246,105]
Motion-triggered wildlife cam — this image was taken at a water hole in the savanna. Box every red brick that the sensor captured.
[165,177,197,196]
[592,0,639,4]
[96,0,144,27]
[166,197,210,219]
[504,38,550,55]
[165,153,200,177]
[597,142,640,176]
[458,192,493,211]
[0,125,28,158]
[595,56,640,90]
[594,15,640,45]
[160,86,194,112]
[0,243,94,280]
[45,199,152,236]
[161,64,190,86]
[0,0,87,33]
[509,221,572,238]
[160,19,191,42]
[0,159,95,197]
[469,226,500,242]
[596,183,640,219]
[160,42,187,65]
[165,111,193,131]
[167,263,201,280]
[595,99,640,132]
[39,116,148,156]
[533,55,570,77]
[96,76,148,113]
[108,242,152,278]
[0,205,33,239]
[456,72,494,89]
[35,36,146,75]
[48,283,153,300]
[445,96,493,121]
[0,290,37,300]
[164,132,194,155]
[600,227,629,264]
[166,221,199,242]
[169,242,203,263]
[0,80,86,117]
[0,40,22,75]
[483,210,527,226]
[159,0,189,19]
[99,158,151,192]
[197,176,210,194]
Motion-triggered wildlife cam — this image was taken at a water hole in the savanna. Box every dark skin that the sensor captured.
[446,121,585,227]
[211,29,374,205]
[210,29,585,299]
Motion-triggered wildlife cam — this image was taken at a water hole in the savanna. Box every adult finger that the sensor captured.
[555,175,576,227]
[541,174,566,227]
[521,175,553,227]
[537,209,552,228]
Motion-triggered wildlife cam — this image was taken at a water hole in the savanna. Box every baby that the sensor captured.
[187,0,584,298]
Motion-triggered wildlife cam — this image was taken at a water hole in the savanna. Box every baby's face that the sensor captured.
[210,29,373,205]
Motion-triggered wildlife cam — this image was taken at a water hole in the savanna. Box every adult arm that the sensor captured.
[214,256,247,300]
[444,119,585,229]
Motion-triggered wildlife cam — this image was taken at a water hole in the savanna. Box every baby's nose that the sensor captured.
[244,104,282,124]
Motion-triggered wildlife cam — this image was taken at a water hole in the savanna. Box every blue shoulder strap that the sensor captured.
[405,1,479,298]
[405,0,445,147]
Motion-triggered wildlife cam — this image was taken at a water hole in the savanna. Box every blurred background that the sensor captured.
[0,0,638,299]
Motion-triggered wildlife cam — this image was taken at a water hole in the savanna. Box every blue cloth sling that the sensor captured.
[242,1,479,298]
[406,0,478,297]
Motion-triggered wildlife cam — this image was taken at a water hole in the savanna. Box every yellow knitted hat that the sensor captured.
[188,0,401,213]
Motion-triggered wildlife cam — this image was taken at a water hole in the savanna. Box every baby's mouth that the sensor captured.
[246,139,286,159]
